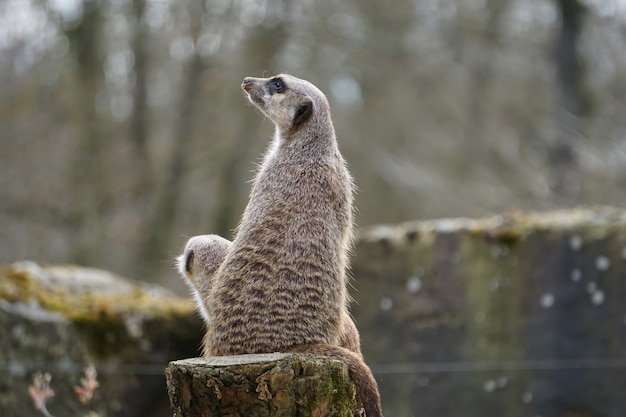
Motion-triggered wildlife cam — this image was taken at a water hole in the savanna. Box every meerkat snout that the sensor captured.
[241,77,253,90]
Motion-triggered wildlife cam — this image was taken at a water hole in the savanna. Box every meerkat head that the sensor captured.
[241,74,329,138]
[177,234,232,323]
[177,234,231,283]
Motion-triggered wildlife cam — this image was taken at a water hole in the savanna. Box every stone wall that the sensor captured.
[351,207,626,417]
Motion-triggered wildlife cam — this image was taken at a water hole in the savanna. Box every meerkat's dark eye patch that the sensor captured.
[269,78,284,95]
[293,99,313,127]
[184,250,194,274]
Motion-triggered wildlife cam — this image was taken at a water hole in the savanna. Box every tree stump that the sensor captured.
[165,353,364,417]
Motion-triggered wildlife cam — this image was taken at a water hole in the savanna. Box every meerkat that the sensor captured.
[177,74,382,417]
[178,235,363,355]
[177,234,231,324]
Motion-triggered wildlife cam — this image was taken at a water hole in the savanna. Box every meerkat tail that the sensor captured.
[289,344,383,417]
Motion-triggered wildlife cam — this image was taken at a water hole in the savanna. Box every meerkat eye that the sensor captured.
[269,78,284,95]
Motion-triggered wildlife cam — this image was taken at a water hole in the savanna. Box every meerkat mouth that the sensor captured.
[247,93,265,108]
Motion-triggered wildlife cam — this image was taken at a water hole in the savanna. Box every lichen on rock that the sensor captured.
[0,261,203,417]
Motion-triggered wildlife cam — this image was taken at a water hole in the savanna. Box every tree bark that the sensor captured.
[165,354,364,417]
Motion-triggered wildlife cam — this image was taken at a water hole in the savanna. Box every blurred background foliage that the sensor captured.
[1,0,626,288]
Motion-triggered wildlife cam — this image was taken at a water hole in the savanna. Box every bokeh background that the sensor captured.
[2,0,626,288]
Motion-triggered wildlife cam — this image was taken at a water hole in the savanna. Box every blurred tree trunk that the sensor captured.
[556,0,590,118]
[459,0,507,172]
[548,0,590,197]
[130,0,153,216]
[139,1,207,277]
[66,0,109,266]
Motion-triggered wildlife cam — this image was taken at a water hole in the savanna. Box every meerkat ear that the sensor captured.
[293,99,313,127]
[184,250,194,274]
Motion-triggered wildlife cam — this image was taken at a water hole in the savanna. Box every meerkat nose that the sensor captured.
[241,77,253,90]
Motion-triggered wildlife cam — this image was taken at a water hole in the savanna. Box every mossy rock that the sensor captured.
[0,261,203,417]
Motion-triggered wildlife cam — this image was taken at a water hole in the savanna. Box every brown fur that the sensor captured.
[177,234,362,356]
[177,234,231,324]
[177,74,382,417]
